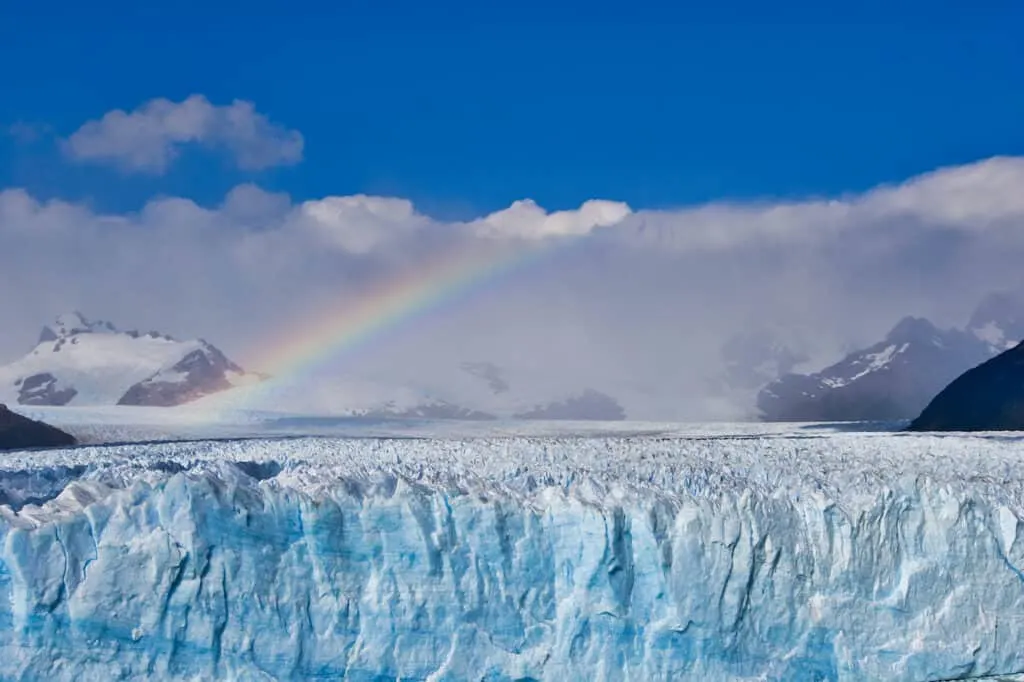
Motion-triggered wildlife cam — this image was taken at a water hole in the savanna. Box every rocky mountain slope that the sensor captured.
[909,341,1024,431]
[0,404,75,450]
[0,314,626,420]
[0,313,260,408]
[757,292,1024,422]
[758,316,991,421]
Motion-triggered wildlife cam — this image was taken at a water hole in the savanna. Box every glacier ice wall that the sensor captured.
[1,434,1024,680]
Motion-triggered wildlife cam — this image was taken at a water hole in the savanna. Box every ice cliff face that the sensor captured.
[1,434,1024,681]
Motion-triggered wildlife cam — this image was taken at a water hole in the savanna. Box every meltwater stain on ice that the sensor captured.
[232,459,282,481]
[0,434,1023,681]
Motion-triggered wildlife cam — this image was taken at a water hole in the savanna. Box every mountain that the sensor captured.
[194,358,628,421]
[513,389,626,420]
[358,399,498,421]
[757,291,1024,422]
[909,341,1024,431]
[0,313,261,408]
[720,330,809,391]
[0,404,75,450]
[758,316,992,421]
[353,386,627,422]
[966,291,1024,354]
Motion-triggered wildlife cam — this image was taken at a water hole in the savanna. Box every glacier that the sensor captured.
[1,431,1024,680]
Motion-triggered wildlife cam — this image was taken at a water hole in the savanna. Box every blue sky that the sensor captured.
[4,1,1024,417]
[1,0,1023,216]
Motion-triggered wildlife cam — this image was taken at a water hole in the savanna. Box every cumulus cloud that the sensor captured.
[294,195,431,254]
[62,95,304,174]
[2,156,1024,419]
[612,156,1024,254]
[473,199,633,238]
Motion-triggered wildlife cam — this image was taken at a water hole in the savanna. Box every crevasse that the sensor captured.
[0,435,1023,681]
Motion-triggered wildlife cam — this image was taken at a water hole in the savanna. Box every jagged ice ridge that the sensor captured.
[2,433,1024,680]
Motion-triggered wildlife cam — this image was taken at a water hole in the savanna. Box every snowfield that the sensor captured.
[13,403,908,444]
[0,313,256,408]
[0,331,207,404]
[2,428,1024,680]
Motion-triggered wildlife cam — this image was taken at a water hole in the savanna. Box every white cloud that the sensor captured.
[473,198,632,238]
[62,95,304,174]
[294,195,430,254]
[861,156,1024,225]
[614,157,1024,253]
[2,156,1024,419]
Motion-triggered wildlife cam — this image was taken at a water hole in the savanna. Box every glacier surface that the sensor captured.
[1,432,1024,680]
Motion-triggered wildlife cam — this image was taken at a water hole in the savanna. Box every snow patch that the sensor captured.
[829,342,909,386]
[998,506,1019,554]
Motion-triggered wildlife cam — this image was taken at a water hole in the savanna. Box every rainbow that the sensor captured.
[227,239,559,409]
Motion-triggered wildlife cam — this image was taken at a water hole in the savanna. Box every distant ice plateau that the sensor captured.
[3,429,1024,680]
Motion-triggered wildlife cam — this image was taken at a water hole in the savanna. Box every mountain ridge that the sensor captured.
[757,292,1024,422]
[0,313,260,408]
[909,341,1024,431]
[0,403,76,450]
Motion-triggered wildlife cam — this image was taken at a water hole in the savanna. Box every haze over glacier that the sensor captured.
[6,156,1024,420]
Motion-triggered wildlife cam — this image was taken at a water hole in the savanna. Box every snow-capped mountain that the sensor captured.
[0,313,260,407]
[758,315,994,422]
[757,291,1024,422]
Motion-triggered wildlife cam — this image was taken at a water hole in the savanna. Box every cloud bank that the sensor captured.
[7,93,1024,418]
[62,95,304,174]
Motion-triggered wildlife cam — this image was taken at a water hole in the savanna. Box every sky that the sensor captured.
[1,2,1024,418]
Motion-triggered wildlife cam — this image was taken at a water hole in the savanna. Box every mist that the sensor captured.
[3,147,1024,418]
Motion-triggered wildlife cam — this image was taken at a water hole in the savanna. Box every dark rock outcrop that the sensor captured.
[460,362,510,394]
[514,389,626,421]
[118,343,246,407]
[16,373,77,406]
[909,342,1024,431]
[0,404,76,451]
[360,400,497,421]
[40,311,117,340]
[758,317,991,422]
[757,292,1024,422]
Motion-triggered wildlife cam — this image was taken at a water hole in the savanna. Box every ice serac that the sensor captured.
[1,435,1024,680]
